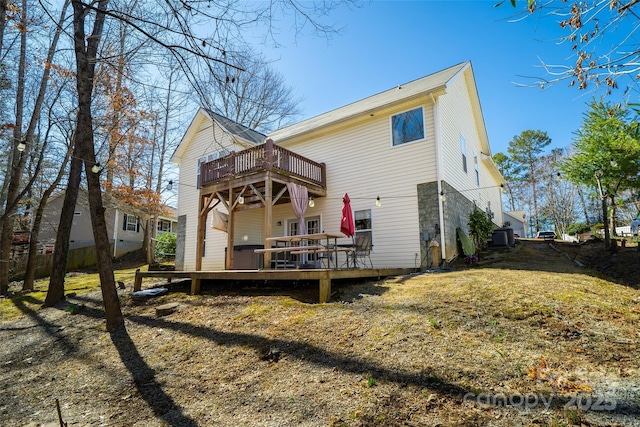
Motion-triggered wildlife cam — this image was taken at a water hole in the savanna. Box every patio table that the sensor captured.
[261,232,353,269]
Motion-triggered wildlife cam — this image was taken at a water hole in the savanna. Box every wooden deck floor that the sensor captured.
[134,268,415,303]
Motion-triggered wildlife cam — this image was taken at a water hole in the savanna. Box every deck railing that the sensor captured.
[199,139,326,188]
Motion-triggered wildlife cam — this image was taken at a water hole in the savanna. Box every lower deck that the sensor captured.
[134,268,415,303]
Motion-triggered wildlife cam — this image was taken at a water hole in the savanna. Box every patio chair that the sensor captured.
[354,235,373,268]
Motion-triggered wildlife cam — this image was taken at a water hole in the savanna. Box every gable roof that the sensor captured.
[206,110,266,145]
[269,62,469,143]
[171,108,266,163]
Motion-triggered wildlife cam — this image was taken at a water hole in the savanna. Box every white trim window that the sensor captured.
[391,107,425,146]
[474,152,480,186]
[287,216,320,236]
[122,213,139,232]
[354,209,372,242]
[461,134,468,173]
[196,149,230,188]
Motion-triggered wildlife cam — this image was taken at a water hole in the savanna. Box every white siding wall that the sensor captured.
[274,102,438,268]
[176,117,246,270]
[176,70,501,270]
[438,69,503,225]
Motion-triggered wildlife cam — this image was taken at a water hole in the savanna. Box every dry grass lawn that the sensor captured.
[1,241,639,426]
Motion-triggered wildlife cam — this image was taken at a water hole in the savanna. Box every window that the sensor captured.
[287,216,320,236]
[473,153,480,186]
[157,220,171,232]
[288,216,321,263]
[461,134,467,173]
[123,214,139,232]
[391,107,425,146]
[354,209,372,242]
[196,149,230,187]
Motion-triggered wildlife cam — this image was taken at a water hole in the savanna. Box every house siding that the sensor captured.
[438,67,503,243]
[274,100,437,268]
[176,116,248,271]
[174,63,504,271]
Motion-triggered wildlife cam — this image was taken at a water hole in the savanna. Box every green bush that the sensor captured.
[565,222,590,236]
[155,232,177,259]
[590,223,604,236]
[468,209,494,249]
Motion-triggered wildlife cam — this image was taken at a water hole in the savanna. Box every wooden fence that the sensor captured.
[9,244,112,282]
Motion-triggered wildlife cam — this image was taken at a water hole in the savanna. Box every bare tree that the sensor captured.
[43,0,357,330]
[0,0,69,294]
[196,47,302,133]
[505,0,640,95]
[538,149,579,235]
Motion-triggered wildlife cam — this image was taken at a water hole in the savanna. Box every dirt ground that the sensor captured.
[1,240,639,427]
[547,239,639,289]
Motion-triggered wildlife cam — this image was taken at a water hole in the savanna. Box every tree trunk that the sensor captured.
[530,163,540,232]
[609,194,618,237]
[23,148,70,291]
[577,186,590,226]
[0,0,28,294]
[44,154,83,305]
[71,0,123,331]
[601,197,610,249]
[0,0,8,54]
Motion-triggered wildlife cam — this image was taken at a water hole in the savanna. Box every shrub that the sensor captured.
[155,232,177,259]
[590,223,604,236]
[468,209,494,250]
[565,222,590,236]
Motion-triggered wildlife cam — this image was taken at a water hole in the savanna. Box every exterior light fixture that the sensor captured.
[610,158,617,167]
[167,180,173,191]
[375,196,381,207]
[308,196,315,208]
[17,141,26,152]
[91,163,100,174]
[439,191,446,202]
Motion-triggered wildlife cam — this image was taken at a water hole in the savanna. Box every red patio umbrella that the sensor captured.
[340,193,355,237]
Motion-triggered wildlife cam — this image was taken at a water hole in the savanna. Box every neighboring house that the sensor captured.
[503,210,526,238]
[157,206,178,235]
[38,188,176,258]
[172,61,504,270]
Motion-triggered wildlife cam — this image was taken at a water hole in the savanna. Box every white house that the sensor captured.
[38,189,177,258]
[171,61,504,271]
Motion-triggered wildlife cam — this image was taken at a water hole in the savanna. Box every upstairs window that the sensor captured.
[391,107,425,146]
[461,134,467,173]
[474,153,480,186]
[196,149,230,188]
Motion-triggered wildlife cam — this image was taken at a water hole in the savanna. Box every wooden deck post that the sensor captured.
[191,277,201,295]
[195,195,206,272]
[263,174,273,268]
[319,278,331,303]
[226,186,235,270]
[134,272,142,291]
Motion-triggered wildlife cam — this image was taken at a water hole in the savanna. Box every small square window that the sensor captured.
[391,107,425,146]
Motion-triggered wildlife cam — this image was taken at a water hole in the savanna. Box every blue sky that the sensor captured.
[248,0,626,156]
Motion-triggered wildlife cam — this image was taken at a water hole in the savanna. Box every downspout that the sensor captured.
[430,92,446,262]
[113,209,118,258]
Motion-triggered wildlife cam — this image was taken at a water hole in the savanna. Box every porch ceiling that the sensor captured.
[199,170,327,211]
